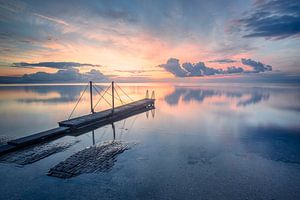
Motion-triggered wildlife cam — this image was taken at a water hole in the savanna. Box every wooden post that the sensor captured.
[90,81,94,114]
[112,81,115,115]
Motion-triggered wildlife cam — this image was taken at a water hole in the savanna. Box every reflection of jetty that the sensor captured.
[48,141,130,178]
[0,82,155,155]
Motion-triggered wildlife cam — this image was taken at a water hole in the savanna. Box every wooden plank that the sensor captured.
[8,127,70,147]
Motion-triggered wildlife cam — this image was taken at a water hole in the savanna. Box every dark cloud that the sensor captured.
[159,58,223,77]
[0,68,107,83]
[12,62,101,69]
[226,66,244,74]
[208,59,237,63]
[241,58,272,72]
[159,58,188,77]
[159,58,272,77]
[235,0,300,39]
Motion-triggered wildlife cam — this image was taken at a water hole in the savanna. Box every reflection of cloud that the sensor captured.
[237,91,270,106]
[276,105,300,112]
[0,85,107,104]
[165,87,270,107]
[165,88,220,105]
[18,85,83,103]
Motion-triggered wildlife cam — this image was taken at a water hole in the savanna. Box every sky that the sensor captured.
[0,0,299,83]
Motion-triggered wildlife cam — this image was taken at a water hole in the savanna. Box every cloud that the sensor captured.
[115,69,163,74]
[208,59,237,63]
[33,13,69,26]
[235,0,300,39]
[241,58,272,72]
[226,66,244,74]
[12,62,101,69]
[159,58,272,77]
[0,68,107,83]
[159,58,188,77]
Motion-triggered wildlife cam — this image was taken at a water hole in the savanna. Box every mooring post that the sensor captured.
[89,81,94,114]
[112,81,115,115]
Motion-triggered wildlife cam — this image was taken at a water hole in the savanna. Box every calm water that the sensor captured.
[0,83,300,200]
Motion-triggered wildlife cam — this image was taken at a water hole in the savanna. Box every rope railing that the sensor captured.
[93,84,124,104]
[68,82,137,119]
[114,86,124,105]
[93,85,112,109]
[115,83,134,102]
[68,83,89,119]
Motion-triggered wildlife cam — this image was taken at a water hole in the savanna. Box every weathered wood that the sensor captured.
[8,127,70,147]
[59,98,155,128]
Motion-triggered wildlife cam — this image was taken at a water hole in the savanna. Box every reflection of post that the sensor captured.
[92,130,95,145]
[112,123,116,140]
[112,81,115,115]
[151,108,155,118]
[90,81,94,114]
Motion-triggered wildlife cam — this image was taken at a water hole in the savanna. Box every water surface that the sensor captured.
[0,83,300,200]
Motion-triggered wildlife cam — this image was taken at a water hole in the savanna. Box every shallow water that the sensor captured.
[0,83,300,200]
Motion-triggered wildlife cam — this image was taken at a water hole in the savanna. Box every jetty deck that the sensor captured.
[8,127,70,147]
[59,98,154,129]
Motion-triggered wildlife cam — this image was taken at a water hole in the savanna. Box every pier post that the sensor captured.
[112,81,115,115]
[90,81,94,114]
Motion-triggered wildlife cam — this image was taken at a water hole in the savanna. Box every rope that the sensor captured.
[93,85,112,109]
[115,84,134,102]
[114,86,124,104]
[68,83,89,119]
[94,84,123,104]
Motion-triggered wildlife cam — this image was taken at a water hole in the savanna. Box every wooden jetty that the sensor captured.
[0,81,155,156]
[59,98,154,129]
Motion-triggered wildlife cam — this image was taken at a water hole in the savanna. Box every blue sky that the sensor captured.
[0,0,299,82]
